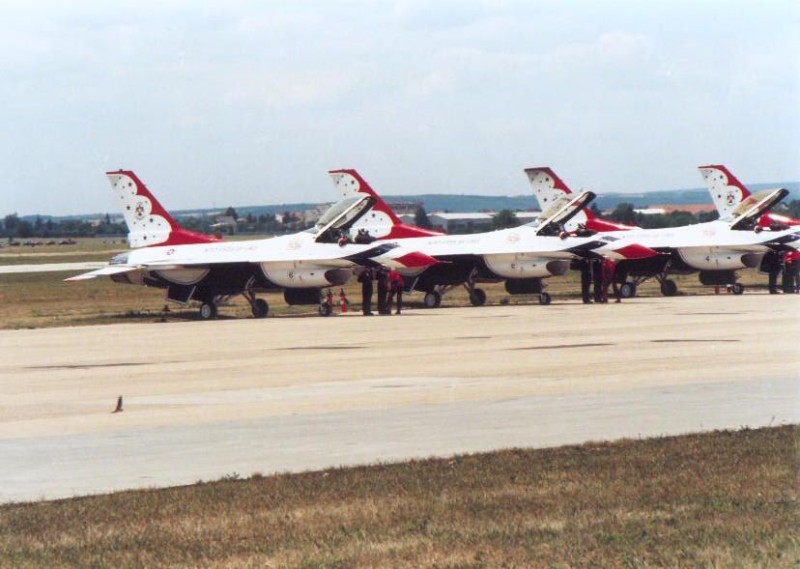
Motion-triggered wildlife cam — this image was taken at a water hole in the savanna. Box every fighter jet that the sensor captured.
[525,167,800,297]
[66,170,437,319]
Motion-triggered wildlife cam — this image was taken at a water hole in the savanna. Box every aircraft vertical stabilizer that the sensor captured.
[107,170,219,248]
[524,167,634,232]
[328,169,443,239]
[698,165,751,220]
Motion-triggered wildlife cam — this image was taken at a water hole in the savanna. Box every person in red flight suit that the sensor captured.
[783,250,800,293]
[601,258,619,303]
[387,270,405,314]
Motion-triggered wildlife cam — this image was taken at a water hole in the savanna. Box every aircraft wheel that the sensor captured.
[619,282,636,299]
[199,302,218,320]
[730,283,745,295]
[538,292,552,305]
[469,288,487,306]
[660,279,678,297]
[423,291,441,308]
[252,298,269,318]
[318,302,332,317]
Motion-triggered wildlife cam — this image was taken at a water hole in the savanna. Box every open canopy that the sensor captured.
[309,195,377,243]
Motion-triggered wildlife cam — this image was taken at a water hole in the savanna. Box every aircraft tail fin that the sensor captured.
[698,164,751,219]
[328,169,443,239]
[525,166,635,232]
[524,167,574,209]
[107,170,220,248]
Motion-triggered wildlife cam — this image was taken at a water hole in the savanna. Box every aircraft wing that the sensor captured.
[66,242,438,282]
[64,265,144,281]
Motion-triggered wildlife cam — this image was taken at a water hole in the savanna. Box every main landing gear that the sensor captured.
[196,279,270,320]
[618,282,637,299]
[659,278,678,297]
[198,301,218,320]
[423,290,442,308]
[198,294,269,320]
[243,287,269,318]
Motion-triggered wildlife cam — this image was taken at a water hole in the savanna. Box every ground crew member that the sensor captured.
[376,268,389,314]
[760,251,782,294]
[357,267,374,315]
[578,258,592,304]
[592,258,604,303]
[601,258,617,303]
[783,250,800,293]
[387,270,405,314]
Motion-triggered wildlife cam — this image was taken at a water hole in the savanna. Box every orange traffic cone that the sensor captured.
[339,288,349,313]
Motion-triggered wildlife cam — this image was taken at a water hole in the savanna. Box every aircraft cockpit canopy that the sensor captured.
[730,188,788,230]
[309,195,377,243]
[531,191,596,236]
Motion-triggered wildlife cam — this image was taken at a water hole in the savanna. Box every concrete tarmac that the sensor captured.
[0,294,797,503]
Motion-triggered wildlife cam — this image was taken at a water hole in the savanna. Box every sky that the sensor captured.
[0,0,797,216]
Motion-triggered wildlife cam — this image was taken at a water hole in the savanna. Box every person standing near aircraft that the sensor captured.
[376,268,389,314]
[601,258,618,303]
[578,259,592,304]
[387,269,405,314]
[592,258,604,303]
[358,267,374,315]
[783,250,800,293]
[761,251,783,294]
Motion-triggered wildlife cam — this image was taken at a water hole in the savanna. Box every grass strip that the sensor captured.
[1,425,797,568]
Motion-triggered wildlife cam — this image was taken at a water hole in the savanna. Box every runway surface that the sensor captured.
[0,294,797,503]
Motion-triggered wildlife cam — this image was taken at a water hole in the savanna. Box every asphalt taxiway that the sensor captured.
[0,294,797,502]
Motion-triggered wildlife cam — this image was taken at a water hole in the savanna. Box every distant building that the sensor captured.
[634,208,667,216]
[387,201,424,215]
[515,212,541,224]
[428,212,492,232]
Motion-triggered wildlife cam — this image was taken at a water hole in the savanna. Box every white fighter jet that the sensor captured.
[66,170,438,319]
[525,167,800,296]
[330,169,657,306]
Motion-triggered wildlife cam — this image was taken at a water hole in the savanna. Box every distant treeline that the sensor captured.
[2,200,799,239]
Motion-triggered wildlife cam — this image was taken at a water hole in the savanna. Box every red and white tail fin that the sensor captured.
[107,170,220,248]
[328,169,443,239]
[524,167,574,207]
[524,167,635,232]
[698,164,752,219]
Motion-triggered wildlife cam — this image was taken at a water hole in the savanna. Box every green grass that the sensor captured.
[1,426,796,568]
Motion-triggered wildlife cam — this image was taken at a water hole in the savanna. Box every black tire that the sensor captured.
[619,282,636,299]
[469,288,487,306]
[423,291,441,309]
[660,279,678,297]
[199,302,217,320]
[318,303,332,317]
[252,298,269,318]
[538,292,551,305]
[730,283,745,295]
